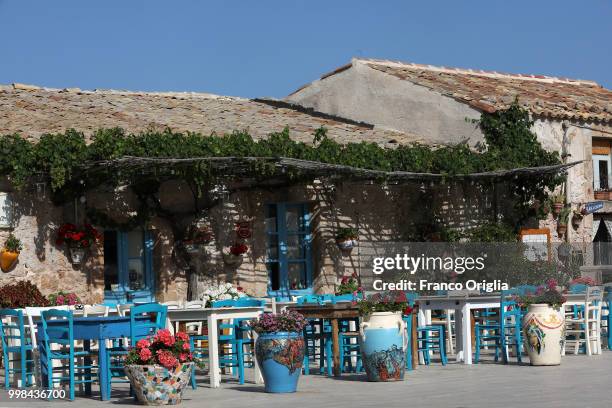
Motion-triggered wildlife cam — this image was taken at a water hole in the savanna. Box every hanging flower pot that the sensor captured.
[571,211,583,228]
[336,227,359,252]
[1,234,22,272]
[223,252,243,265]
[68,245,87,265]
[56,223,101,264]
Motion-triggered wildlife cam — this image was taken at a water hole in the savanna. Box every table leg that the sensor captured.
[99,339,109,401]
[411,314,418,369]
[417,309,426,364]
[462,304,472,364]
[330,318,341,377]
[252,330,263,384]
[84,340,91,396]
[454,308,463,362]
[208,314,221,388]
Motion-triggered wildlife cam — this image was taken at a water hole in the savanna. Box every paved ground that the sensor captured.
[0,353,610,408]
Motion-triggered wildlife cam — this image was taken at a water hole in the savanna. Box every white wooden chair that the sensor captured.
[183,301,205,336]
[564,286,604,356]
[162,301,183,334]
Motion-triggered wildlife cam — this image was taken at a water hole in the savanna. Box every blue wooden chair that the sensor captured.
[405,292,447,366]
[297,295,333,376]
[40,309,97,400]
[402,292,418,370]
[0,309,35,389]
[474,289,523,364]
[106,303,167,398]
[603,285,612,350]
[335,292,364,373]
[190,298,265,388]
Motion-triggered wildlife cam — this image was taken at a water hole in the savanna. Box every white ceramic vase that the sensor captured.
[522,304,565,366]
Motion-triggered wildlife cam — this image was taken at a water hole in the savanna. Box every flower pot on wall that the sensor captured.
[522,304,564,366]
[68,246,87,265]
[223,252,243,266]
[255,331,305,393]
[336,239,357,252]
[557,224,567,237]
[594,190,608,200]
[552,203,564,216]
[125,363,193,405]
[0,250,19,272]
[359,311,407,382]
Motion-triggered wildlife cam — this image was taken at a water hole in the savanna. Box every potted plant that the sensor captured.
[55,223,102,265]
[551,194,564,216]
[0,281,49,308]
[223,242,248,265]
[199,282,247,307]
[48,291,81,306]
[125,329,195,405]
[335,272,364,299]
[251,310,306,393]
[517,279,566,366]
[1,234,22,272]
[336,227,358,251]
[594,189,608,200]
[557,207,570,236]
[357,291,408,381]
[571,209,583,228]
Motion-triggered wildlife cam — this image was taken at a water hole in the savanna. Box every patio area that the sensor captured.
[1,352,610,408]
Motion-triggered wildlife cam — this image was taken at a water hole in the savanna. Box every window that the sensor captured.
[265,203,313,297]
[593,139,612,191]
[0,192,13,229]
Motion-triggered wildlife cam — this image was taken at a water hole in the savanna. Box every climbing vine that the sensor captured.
[0,101,562,227]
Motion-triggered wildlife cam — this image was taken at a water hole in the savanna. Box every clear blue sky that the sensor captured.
[1,1,610,98]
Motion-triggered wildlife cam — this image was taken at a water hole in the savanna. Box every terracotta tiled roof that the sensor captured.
[0,84,423,145]
[355,58,612,123]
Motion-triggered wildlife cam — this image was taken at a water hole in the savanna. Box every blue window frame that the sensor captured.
[266,202,313,298]
[103,229,155,305]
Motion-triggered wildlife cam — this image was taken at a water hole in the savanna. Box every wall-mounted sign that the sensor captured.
[0,192,13,228]
[584,201,604,215]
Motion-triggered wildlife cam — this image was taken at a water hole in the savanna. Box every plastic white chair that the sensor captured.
[183,301,205,335]
[83,304,109,317]
[564,286,604,355]
[163,301,183,333]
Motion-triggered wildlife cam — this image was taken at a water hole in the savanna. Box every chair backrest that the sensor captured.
[40,309,74,351]
[570,283,588,294]
[115,304,132,317]
[24,305,70,349]
[211,298,266,308]
[515,285,537,296]
[162,301,182,310]
[296,294,335,305]
[0,309,28,350]
[129,303,167,345]
[83,304,109,317]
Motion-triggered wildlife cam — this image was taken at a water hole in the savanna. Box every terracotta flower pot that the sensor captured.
[594,191,608,200]
[125,363,193,405]
[557,224,567,236]
[0,250,19,272]
[552,203,564,215]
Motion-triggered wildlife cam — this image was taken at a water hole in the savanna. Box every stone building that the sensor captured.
[0,58,610,303]
[287,57,612,250]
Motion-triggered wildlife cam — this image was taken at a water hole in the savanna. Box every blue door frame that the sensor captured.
[266,202,313,298]
[104,230,155,305]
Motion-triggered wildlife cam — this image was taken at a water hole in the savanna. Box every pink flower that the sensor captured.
[56,295,65,305]
[175,332,188,342]
[182,342,190,351]
[154,329,175,346]
[139,347,152,362]
[341,276,349,284]
[136,339,151,349]
[156,349,178,369]
[179,353,189,362]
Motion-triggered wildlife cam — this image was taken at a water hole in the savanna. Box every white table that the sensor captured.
[166,306,264,388]
[417,293,585,364]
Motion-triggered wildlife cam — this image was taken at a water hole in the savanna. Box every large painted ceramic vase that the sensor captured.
[522,304,565,366]
[125,363,193,405]
[255,331,305,393]
[359,311,407,381]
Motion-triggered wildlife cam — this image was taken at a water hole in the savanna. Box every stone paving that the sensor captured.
[0,353,610,408]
